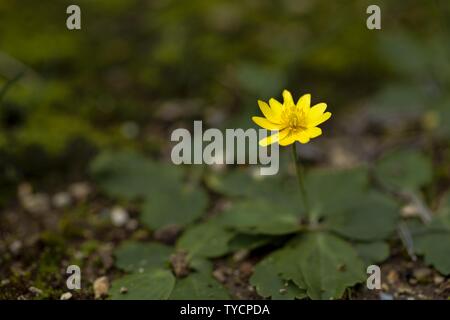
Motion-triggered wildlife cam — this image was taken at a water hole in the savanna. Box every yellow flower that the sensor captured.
[252,89,331,146]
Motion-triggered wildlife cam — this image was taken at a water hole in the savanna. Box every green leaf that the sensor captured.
[218,199,300,235]
[281,233,366,300]
[250,250,306,300]
[141,184,208,229]
[227,234,275,252]
[411,194,450,275]
[90,151,208,229]
[325,192,399,241]
[305,167,368,222]
[205,169,261,198]
[176,221,234,258]
[189,258,214,274]
[109,269,176,300]
[169,270,230,300]
[413,232,450,275]
[374,149,432,191]
[354,241,390,265]
[114,241,172,272]
[205,169,298,202]
[90,151,182,200]
[205,169,304,236]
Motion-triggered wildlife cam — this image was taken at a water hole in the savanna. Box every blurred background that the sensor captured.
[0,0,449,299]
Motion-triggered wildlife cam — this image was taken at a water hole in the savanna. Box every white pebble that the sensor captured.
[52,192,72,208]
[60,292,72,300]
[110,206,129,227]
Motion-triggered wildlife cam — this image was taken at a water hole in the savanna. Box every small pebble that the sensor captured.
[21,193,50,214]
[29,286,43,295]
[239,262,253,277]
[69,182,91,201]
[110,206,129,227]
[74,251,85,260]
[232,249,249,263]
[398,286,413,295]
[213,269,227,283]
[120,287,128,294]
[60,292,72,300]
[170,251,190,278]
[52,192,72,208]
[9,240,22,255]
[401,204,420,218]
[1,279,11,286]
[413,268,432,283]
[434,275,445,285]
[17,183,33,198]
[279,288,287,294]
[93,276,109,299]
[379,292,394,300]
[386,270,399,284]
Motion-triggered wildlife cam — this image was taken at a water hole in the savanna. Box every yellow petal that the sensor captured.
[294,131,310,144]
[252,116,284,131]
[278,129,309,146]
[258,128,289,146]
[279,131,297,146]
[278,128,290,140]
[307,103,328,126]
[308,112,331,127]
[306,127,322,138]
[269,98,283,115]
[282,89,295,107]
[309,103,327,118]
[280,130,311,145]
[258,100,281,123]
[297,94,311,113]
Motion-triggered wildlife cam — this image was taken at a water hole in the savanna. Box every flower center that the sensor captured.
[284,106,307,130]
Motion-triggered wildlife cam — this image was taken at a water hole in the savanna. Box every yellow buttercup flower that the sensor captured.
[252,90,331,146]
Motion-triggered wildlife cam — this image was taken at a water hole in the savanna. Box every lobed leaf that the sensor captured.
[114,241,172,272]
[109,269,176,300]
[354,241,390,265]
[90,151,207,229]
[325,192,399,241]
[176,221,234,258]
[374,149,432,192]
[281,233,366,300]
[169,270,230,300]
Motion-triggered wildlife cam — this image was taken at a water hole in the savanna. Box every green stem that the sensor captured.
[291,143,310,214]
